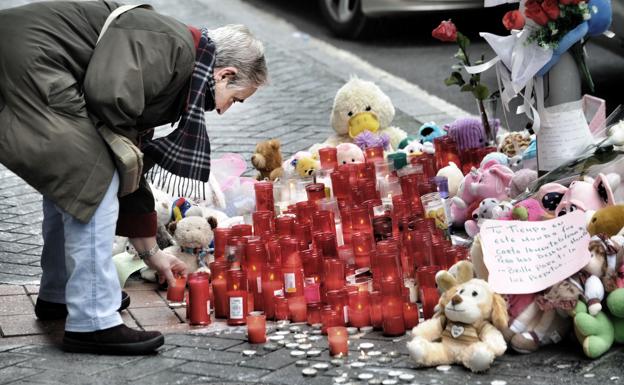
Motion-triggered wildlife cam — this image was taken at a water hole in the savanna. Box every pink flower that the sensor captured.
[502,10,526,30]
[542,0,560,20]
[432,20,457,42]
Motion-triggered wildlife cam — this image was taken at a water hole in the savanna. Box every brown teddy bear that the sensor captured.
[251,139,284,181]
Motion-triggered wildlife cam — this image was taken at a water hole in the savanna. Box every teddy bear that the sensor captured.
[336,142,364,165]
[508,169,538,198]
[251,139,284,181]
[407,261,508,373]
[282,151,320,179]
[574,287,624,358]
[418,121,446,144]
[450,168,482,226]
[140,215,217,282]
[326,78,407,151]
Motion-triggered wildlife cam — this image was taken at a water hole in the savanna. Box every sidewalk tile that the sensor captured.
[0,295,33,316]
[174,361,270,382]
[23,286,39,295]
[0,315,54,337]
[123,278,159,292]
[129,307,181,327]
[127,290,167,308]
[0,285,25,296]
[164,334,244,350]
[162,346,244,364]
[0,352,32,369]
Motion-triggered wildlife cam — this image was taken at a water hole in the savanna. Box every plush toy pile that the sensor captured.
[111,74,624,373]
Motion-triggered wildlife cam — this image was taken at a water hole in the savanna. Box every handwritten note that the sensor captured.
[537,100,593,171]
[480,211,590,294]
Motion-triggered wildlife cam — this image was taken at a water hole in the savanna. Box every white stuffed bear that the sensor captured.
[336,142,364,165]
[326,78,407,151]
[140,216,217,282]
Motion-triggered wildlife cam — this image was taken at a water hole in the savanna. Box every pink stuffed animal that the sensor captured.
[336,143,365,165]
[536,173,617,217]
[450,168,482,226]
[470,163,515,202]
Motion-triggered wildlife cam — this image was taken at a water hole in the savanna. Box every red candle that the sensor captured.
[304,280,321,303]
[327,326,349,356]
[434,136,461,171]
[232,224,253,237]
[188,272,210,325]
[306,183,326,203]
[381,279,405,336]
[266,236,282,266]
[213,227,233,261]
[330,169,351,201]
[274,296,290,321]
[420,286,440,320]
[403,302,419,330]
[326,289,348,325]
[416,265,440,290]
[276,215,296,237]
[253,210,275,237]
[210,261,228,319]
[254,181,275,212]
[318,147,338,169]
[307,302,322,325]
[261,264,284,320]
[166,275,187,302]
[350,206,372,233]
[227,269,248,326]
[314,232,338,259]
[312,211,335,235]
[323,259,345,292]
[295,201,317,225]
[247,312,266,344]
[370,291,383,329]
[288,295,307,323]
[364,146,384,163]
[348,291,371,328]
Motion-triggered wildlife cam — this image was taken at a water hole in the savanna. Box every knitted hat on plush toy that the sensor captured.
[445,117,500,151]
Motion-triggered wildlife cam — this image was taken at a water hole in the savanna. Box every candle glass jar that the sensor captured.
[254,181,275,212]
[253,210,275,237]
[209,261,229,319]
[318,147,338,170]
[347,291,371,328]
[327,326,349,356]
[213,227,233,261]
[306,183,326,203]
[274,296,290,321]
[403,302,419,330]
[226,269,248,326]
[364,146,384,163]
[247,312,266,344]
[287,295,307,323]
[188,272,211,325]
[261,264,284,320]
[166,275,187,302]
[307,302,322,325]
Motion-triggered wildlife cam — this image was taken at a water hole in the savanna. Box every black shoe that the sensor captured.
[63,324,164,355]
[35,291,131,321]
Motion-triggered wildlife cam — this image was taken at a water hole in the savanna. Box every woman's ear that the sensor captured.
[214,66,238,82]
[491,293,509,331]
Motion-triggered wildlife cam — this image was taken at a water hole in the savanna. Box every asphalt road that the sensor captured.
[243,0,624,128]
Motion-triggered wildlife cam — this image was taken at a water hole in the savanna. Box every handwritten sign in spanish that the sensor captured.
[480,211,590,294]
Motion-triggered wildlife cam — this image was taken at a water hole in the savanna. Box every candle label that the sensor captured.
[257,277,262,293]
[207,300,211,313]
[274,289,284,297]
[343,305,349,323]
[230,297,244,319]
[284,273,296,293]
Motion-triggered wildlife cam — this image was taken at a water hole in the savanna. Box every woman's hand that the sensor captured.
[143,249,188,287]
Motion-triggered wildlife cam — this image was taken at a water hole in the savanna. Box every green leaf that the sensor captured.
[444,71,466,87]
[472,84,490,100]
[456,32,470,51]
[454,48,466,62]
[461,84,474,92]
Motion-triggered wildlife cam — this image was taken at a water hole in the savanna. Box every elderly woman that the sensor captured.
[0,1,267,354]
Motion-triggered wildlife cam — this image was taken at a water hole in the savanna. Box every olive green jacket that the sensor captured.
[0,1,195,225]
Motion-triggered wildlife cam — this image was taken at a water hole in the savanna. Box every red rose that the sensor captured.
[542,0,560,20]
[559,0,581,5]
[502,10,526,30]
[432,20,457,42]
[525,0,550,25]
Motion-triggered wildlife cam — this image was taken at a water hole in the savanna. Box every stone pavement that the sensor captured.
[0,0,622,384]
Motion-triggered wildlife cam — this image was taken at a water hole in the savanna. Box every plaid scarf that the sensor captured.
[142,28,215,199]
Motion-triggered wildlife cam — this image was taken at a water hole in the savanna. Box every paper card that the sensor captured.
[537,100,594,171]
[113,251,147,288]
[480,211,590,294]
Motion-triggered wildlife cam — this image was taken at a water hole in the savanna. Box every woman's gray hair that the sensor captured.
[208,24,268,89]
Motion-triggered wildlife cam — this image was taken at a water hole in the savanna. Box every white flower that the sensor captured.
[583,11,591,20]
[551,28,559,36]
